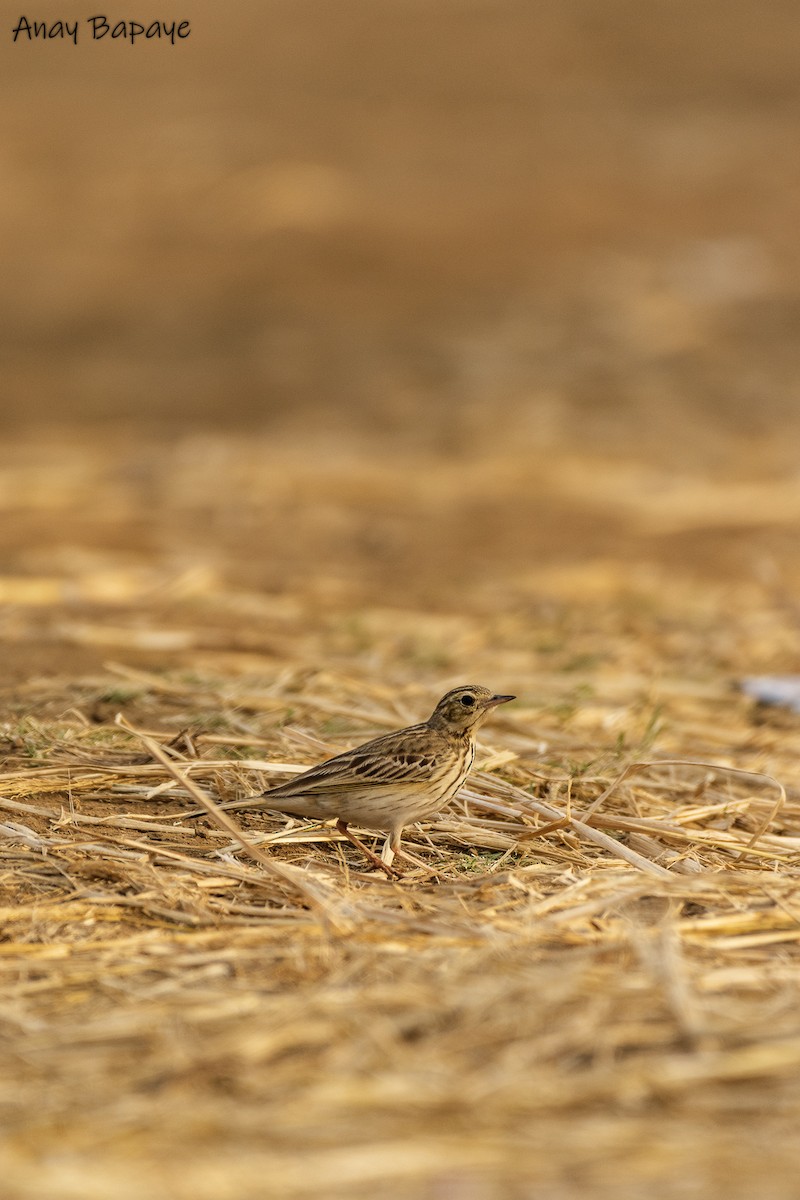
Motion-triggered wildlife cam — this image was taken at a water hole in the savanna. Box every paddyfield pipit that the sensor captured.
[228,685,514,874]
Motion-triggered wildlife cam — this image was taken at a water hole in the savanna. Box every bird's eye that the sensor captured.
[460,694,475,707]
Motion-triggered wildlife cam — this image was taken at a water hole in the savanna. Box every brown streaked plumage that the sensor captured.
[228,685,514,875]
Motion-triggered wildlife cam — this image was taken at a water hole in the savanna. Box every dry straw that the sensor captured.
[1,665,800,1198]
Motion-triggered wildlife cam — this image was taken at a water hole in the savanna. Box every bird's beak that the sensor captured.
[487,693,515,707]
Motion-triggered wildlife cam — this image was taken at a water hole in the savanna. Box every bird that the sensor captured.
[224,685,515,875]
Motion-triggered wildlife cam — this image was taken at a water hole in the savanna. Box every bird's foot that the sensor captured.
[336,820,402,879]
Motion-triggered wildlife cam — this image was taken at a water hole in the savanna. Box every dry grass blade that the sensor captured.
[580,758,786,856]
[113,713,351,927]
[463,779,676,878]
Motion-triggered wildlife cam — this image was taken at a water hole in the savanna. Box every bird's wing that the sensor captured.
[265,724,443,798]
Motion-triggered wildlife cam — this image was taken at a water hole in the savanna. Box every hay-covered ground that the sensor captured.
[5,1,800,1192]
[1,432,800,1199]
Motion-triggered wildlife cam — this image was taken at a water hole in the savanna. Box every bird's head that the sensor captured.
[428,685,515,733]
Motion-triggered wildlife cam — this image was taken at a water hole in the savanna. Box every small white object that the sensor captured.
[741,676,800,713]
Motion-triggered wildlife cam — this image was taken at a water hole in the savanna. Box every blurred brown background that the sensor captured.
[3,0,800,455]
[2,0,800,639]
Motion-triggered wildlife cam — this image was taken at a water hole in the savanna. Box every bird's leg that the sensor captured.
[386,826,432,872]
[336,820,401,878]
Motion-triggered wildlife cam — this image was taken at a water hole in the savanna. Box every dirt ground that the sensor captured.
[3,2,800,1197]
